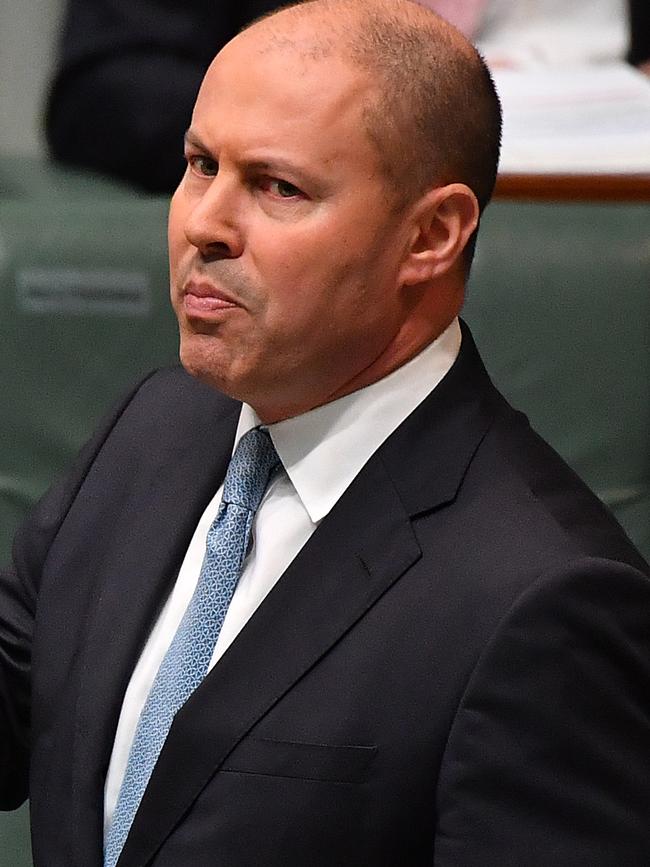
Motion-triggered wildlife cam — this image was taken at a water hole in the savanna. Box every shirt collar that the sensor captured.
[234,317,461,524]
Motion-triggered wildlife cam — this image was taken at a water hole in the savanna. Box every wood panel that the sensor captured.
[494,173,650,202]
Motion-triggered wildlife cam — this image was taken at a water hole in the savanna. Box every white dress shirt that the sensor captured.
[103,318,461,834]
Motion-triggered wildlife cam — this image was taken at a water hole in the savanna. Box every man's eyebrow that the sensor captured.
[244,158,326,190]
[246,158,299,174]
[184,129,209,150]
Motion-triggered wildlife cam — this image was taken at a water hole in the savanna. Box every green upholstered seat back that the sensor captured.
[465,200,649,559]
[0,158,176,562]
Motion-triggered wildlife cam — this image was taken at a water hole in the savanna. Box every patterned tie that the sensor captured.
[104,427,280,867]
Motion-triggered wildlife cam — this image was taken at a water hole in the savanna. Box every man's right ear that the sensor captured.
[399,183,479,286]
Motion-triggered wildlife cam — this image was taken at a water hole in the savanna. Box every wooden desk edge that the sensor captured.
[494,173,650,202]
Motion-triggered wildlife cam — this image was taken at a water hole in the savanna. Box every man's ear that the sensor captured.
[399,183,479,286]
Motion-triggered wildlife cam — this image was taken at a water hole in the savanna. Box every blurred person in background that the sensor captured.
[45,0,283,193]
[45,0,649,193]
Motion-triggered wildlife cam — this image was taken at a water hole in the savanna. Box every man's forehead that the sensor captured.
[198,28,372,124]
[214,11,345,74]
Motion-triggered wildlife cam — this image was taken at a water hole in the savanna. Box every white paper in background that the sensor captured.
[493,64,650,174]
[477,0,627,69]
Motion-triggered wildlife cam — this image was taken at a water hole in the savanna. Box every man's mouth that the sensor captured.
[182,279,240,316]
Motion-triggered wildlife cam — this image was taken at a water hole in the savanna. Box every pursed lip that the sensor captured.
[182,279,241,316]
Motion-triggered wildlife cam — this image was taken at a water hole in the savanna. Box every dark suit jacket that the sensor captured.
[2,325,650,866]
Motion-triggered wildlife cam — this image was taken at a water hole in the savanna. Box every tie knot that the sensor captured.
[222,428,280,512]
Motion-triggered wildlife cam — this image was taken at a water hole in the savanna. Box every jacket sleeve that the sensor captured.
[0,372,157,808]
[434,557,650,867]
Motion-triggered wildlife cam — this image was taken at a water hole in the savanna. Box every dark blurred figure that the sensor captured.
[627,0,650,71]
[45,0,282,193]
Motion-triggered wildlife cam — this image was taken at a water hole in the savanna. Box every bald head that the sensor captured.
[242,0,502,217]
[172,0,497,417]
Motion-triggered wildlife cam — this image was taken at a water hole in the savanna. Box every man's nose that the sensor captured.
[183,175,244,259]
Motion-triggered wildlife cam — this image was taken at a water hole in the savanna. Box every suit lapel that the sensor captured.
[379,320,500,517]
[117,322,500,867]
[71,383,240,867]
[117,451,421,867]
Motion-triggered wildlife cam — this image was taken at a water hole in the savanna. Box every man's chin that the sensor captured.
[179,337,247,402]
[180,338,223,388]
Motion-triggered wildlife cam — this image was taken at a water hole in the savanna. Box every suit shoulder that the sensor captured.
[113,366,241,433]
[470,405,647,573]
[129,366,238,413]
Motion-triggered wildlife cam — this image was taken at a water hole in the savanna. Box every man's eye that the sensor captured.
[265,178,303,198]
[188,155,218,177]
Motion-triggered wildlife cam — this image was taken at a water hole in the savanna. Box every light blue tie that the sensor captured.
[104,427,280,867]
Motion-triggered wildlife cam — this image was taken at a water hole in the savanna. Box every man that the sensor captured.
[3,1,650,865]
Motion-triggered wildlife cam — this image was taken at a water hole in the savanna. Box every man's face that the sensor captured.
[169,31,414,422]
